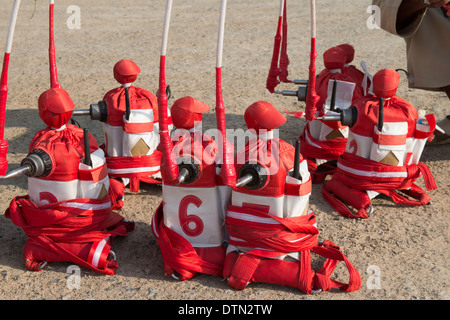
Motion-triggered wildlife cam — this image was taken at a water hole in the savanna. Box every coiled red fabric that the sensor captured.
[299,122,347,183]
[223,207,361,294]
[5,194,133,274]
[322,152,437,218]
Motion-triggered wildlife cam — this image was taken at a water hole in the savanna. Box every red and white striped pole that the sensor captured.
[49,0,61,89]
[158,0,179,183]
[215,0,236,187]
[305,0,319,121]
[0,0,21,176]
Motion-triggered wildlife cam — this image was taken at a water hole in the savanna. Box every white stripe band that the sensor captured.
[108,166,160,175]
[92,237,109,268]
[62,201,112,211]
[227,210,281,225]
[338,162,408,178]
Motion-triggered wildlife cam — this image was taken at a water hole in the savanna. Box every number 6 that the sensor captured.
[178,195,204,237]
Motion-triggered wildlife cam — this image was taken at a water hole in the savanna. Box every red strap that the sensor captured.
[299,123,347,161]
[336,152,437,192]
[152,204,224,280]
[227,253,261,290]
[123,121,154,134]
[311,240,361,292]
[322,178,372,219]
[5,195,131,274]
[323,153,436,218]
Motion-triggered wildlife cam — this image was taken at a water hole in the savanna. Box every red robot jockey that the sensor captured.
[3,87,134,274]
[320,68,437,218]
[73,59,172,193]
[298,45,368,183]
[222,101,361,295]
[151,96,232,281]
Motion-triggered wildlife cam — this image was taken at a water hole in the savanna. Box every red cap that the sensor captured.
[373,69,400,98]
[244,101,286,132]
[113,59,141,84]
[38,88,75,128]
[336,44,355,64]
[170,96,210,129]
[323,47,346,70]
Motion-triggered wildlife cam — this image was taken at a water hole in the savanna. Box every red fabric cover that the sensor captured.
[336,43,367,88]
[322,152,437,218]
[316,63,366,117]
[223,207,361,294]
[350,94,418,139]
[29,125,99,182]
[170,96,210,130]
[6,123,131,272]
[108,177,125,210]
[372,68,400,99]
[235,137,298,198]
[38,88,75,128]
[5,195,134,274]
[336,44,355,64]
[323,47,346,70]
[102,84,161,191]
[113,59,141,84]
[103,86,159,127]
[244,101,286,132]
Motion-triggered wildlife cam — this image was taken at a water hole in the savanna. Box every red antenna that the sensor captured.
[266,0,284,93]
[279,0,290,83]
[305,0,319,121]
[0,0,21,176]
[216,0,236,187]
[158,0,179,183]
[49,0,61,89]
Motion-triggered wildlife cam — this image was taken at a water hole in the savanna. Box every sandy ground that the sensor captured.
[0,0,448,303]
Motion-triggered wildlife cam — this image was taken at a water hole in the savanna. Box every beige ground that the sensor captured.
[0,0,448,301]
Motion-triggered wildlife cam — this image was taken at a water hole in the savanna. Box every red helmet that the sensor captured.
[336,44,355,64]
[170,96,210,129]
[323,47,346,70]
[113,59,141,84]
[373,69,400,99]
[244,101,286,132]
[38,88,75,128]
